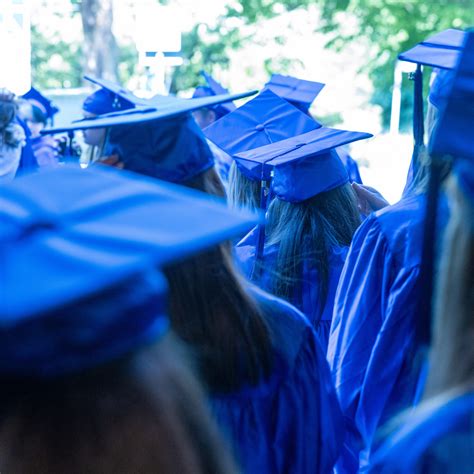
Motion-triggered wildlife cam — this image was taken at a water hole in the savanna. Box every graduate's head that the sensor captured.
[203,89,322,211]
[82,87,135,147]
[21,87,59,137]
[233,126,371,310]
[192,106,218,129]
[104,113,215,184]
[191,72,236,129]
[0,165,262,473]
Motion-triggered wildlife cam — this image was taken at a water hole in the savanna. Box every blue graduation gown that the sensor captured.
[235,228,348,350]
[211,285,344,474]
[327,193,448,472]
[368,391,474,473]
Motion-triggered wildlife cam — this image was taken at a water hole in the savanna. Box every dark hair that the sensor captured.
[0,97,19,147]
[163,244,273,393]
[262,183,361,321]
[0,335,237,474]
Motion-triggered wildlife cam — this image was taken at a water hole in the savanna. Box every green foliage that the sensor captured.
[31,25,83,89]
[316,0,474,128]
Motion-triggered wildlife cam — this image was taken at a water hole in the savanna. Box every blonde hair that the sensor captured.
[424,174,474,397]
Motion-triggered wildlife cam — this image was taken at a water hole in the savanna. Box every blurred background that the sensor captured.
[1,0,472,201]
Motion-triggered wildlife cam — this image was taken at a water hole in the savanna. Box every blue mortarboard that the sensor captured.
[0,165,259,376]
[234,127,373,202]
[398,29,466,70]
[399,29,467,196]
[192,71,237,118]
[22,87,59,120]
[204,89,320,158]
[263,74,325,112]
[43,89,257,183]
[82,76,137,116]
[429,31,474,163]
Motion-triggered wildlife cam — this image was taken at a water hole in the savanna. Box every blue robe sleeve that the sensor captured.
[212,293,343,474]
[368,392,474,473]
[327,214,421,472]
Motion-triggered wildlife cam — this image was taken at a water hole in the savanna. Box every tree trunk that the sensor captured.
[80,0,118,81]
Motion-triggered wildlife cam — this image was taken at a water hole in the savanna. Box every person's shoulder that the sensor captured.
[373,194,425,225]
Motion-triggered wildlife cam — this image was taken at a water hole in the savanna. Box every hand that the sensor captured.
[352,182,390,215]
[97,154,124,169]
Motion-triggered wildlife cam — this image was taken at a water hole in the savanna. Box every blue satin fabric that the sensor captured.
[327,194,448,472]
[337,147,363,184]
[211,285,343,473]
[368,391,474,473]
[234,228,348,350]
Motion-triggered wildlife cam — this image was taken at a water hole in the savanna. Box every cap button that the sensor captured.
[255,124,265,131]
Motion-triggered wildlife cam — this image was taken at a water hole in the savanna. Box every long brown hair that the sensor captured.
[164,244,273,393]
[262,183,361,319]
[425,175,474,397]
[0,335,237,474]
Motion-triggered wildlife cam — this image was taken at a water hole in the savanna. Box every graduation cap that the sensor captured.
[192,71,237,118]
[203,89,320,158]
[412,30,474,348]
[0,165,260,376]
[235,127,373,203]
[42,89,257,183]
[263,74,325,112]
[82,75,139,115]
[21,87,59,121]
[234,126,372,275]
[398,29,467,195]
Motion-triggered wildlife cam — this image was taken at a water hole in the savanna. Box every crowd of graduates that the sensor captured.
[0,26,473,473]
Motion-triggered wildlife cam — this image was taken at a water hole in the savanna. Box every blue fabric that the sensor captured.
[192,71,237,118]
[327,194,449,472]
[398,28,466,69]
[368,391,474,473]
[429,31,474,163]
[43,90,257,135]
[83,88,135,116]
[203,89,320,166]
[105,113,215,183]
[337,147,363,184]
[0,269,169,377]
[233,127,371,201]
[15,117,38,176]
[22,87,59,120]
[263,74,325,112]
[235,230,349,351]
[211,285,343,474]
[0,165,260,321]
